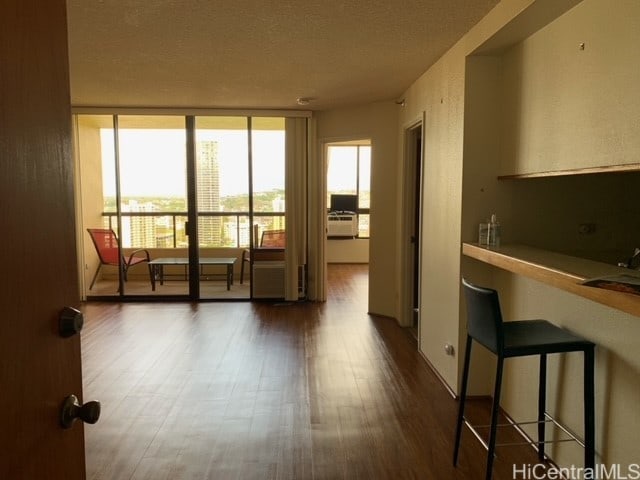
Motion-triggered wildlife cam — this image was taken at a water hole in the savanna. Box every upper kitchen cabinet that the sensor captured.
[495,0,640,178]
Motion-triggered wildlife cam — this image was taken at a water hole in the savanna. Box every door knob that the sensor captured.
[59,306,84,338]
[60,394,101,429]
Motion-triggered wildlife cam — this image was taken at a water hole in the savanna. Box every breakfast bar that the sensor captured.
[462,243,640,318]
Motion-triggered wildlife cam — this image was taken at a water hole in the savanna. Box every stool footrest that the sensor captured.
[496,438,578,447]
[463,411,586,453]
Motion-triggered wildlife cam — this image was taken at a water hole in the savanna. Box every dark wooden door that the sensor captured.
[0,1,87,478]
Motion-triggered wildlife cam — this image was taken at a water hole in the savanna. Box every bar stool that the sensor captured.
[453,278,595,480]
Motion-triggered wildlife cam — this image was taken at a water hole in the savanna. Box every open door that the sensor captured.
[0,1,88,477]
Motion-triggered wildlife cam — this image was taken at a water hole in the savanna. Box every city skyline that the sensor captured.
[97,128,371,247]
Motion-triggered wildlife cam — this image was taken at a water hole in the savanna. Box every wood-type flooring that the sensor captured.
[82,264,551,479]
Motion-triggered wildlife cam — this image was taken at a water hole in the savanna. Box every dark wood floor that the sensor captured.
[81,264,545,479]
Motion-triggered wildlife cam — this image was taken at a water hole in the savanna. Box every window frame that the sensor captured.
[326,143,371,238]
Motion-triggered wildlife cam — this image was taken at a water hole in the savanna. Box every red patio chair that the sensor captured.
[87,228,152,290]
[260,229,286,247]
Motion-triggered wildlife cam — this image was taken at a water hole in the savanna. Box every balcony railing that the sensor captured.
[102,211,285,249]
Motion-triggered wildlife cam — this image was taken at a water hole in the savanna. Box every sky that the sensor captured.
[101,129,285,197]
[326,145,371,194]
[101,129,371,199]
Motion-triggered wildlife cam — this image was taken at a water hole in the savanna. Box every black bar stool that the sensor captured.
[453,278,595,480]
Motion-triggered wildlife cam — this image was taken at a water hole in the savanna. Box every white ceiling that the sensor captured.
[66,0,499,111]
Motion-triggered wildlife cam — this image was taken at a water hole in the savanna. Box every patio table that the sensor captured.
[149,257,237,291]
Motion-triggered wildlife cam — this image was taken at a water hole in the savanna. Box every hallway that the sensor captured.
[82,264,542,479]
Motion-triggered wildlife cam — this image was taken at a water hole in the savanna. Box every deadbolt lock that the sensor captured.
[59,306,84,338]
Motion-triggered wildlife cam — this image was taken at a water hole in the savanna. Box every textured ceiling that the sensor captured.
[66,0,499,111]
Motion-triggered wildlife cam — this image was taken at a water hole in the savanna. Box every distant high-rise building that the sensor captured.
[196,141,222,246]
[121,199,157,248]
[222,215,251,247]
[238,217,251,247]
[271,196,285,230]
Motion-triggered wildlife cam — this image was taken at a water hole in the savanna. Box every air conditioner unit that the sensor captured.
[327,213,358,237]
[252,261,285,298]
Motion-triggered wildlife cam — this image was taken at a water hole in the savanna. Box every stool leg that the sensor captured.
[486,355,504,480]
[538,354,547,462]
[453,335,473,466]
[584,346,595,470]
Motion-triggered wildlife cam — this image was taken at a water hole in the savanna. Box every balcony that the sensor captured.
[85,210,284,298]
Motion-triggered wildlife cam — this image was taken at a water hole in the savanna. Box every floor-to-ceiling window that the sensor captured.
[75,113,293,301]
[250,117,286,299]
[251,117,286,242]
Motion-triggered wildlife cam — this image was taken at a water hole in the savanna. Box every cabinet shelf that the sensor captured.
[462,243,640,318]
[497,163,640,180]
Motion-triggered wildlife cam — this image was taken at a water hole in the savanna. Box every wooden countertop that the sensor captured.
[462,243,640,318]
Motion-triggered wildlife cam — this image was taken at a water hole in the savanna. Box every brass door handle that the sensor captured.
[60,395,101,429]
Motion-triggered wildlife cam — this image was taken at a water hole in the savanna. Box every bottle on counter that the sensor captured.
[488,213,501,247]
[478,220,489,246]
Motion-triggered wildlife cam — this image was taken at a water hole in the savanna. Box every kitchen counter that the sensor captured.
[462,243,640,318]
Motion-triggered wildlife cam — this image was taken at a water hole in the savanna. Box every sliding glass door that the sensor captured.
[192,116,286,299]
[77,114,189,297]
[195,117,250,299]
[116,115,189,296]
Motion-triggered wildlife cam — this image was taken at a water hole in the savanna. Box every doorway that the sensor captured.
[401,121,424,336]
[324,140,371,265]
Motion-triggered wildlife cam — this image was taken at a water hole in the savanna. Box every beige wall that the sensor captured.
[400,0,639,469]
[460,56,519,393]
[509,173,640,265]
[315,101,398,317]
[326,239,369,264]
[397,0,549,392]
[76,116,107,294]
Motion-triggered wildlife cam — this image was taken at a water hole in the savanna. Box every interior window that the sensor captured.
[326,143,371,237]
